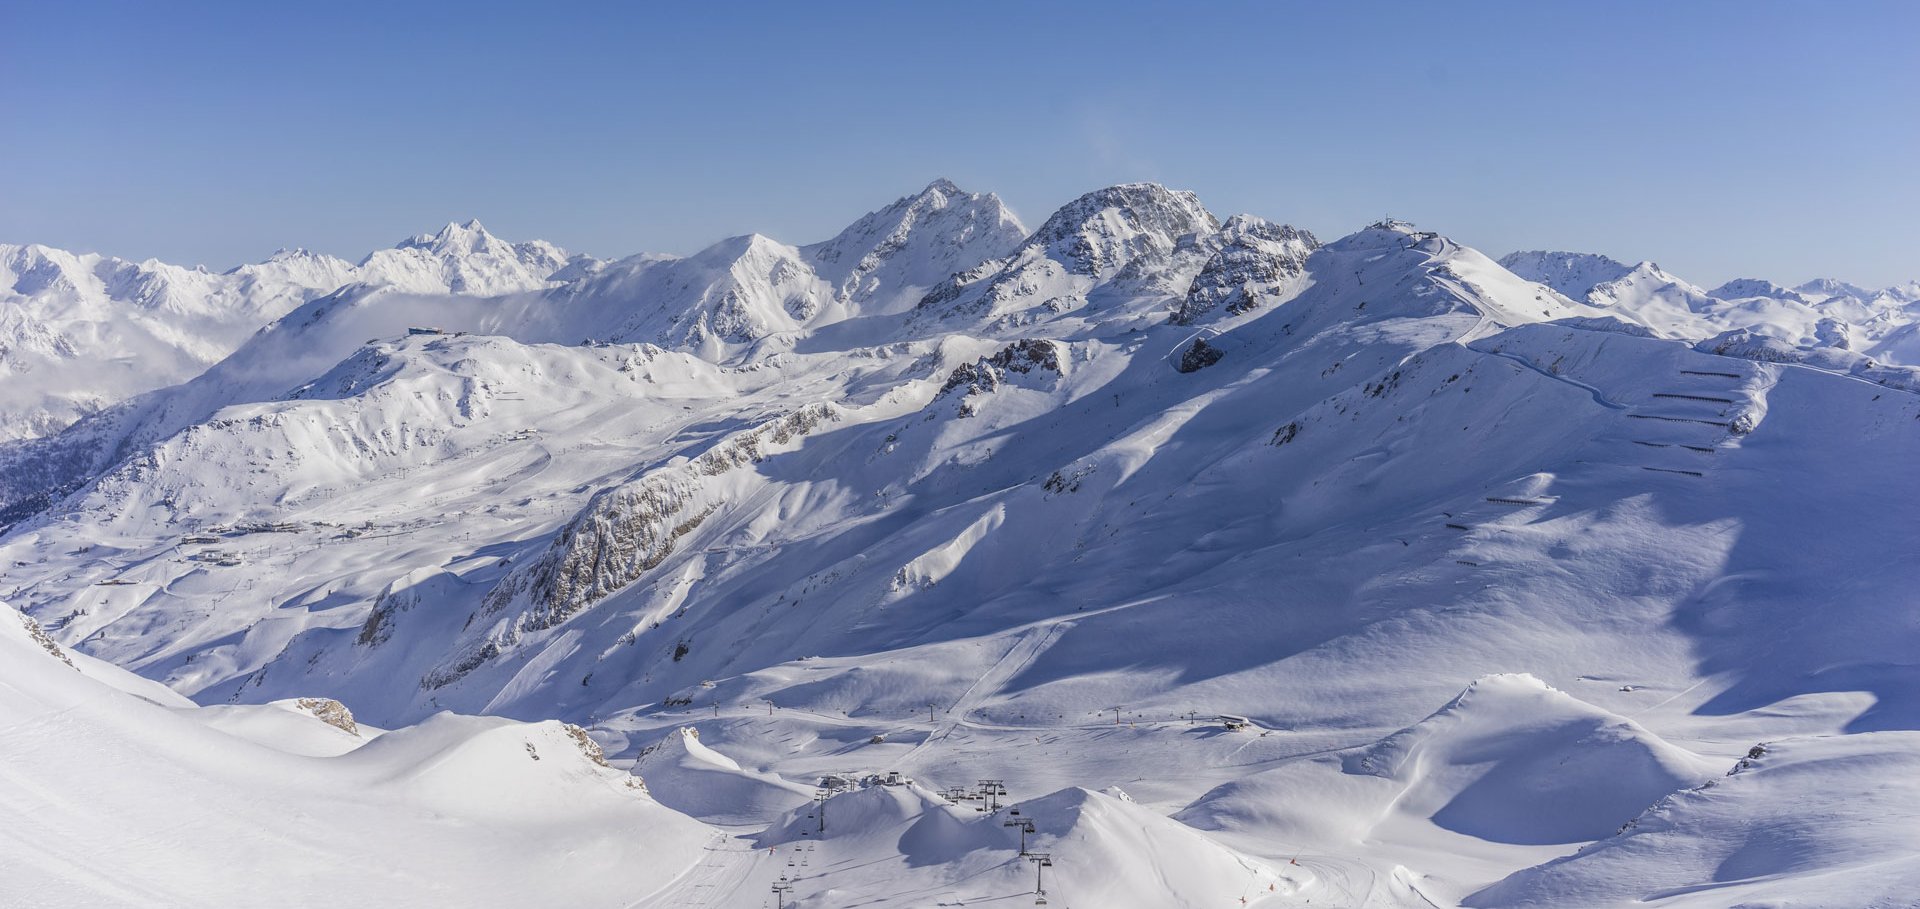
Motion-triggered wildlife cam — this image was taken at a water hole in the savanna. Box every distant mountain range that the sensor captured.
[4,180,1917,907]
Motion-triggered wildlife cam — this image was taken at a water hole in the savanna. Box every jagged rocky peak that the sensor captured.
[359,218,581,295]
[1708,278,1807,303]
[392,218,576,273]
[626,233,825,349]
[804,179,1027,306]
[398,218,506,255]
[1171,215,1320,325]
[1027,182,1221,276]
[910,183,1223,323]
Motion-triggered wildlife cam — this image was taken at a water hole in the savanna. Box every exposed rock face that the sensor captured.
[1176,338,1224,373]
[358,569,461,647]
[937,340,1067,417]
[1026,183,1220,277]
[564,723,611,767]
[914,183,1221,323]
[524,403,840,627]
[938,340,1065,398]
[1171,216,1319,324]
[425,404,841,689]
[20,612,75,668]
[294,697,360,736]
[687,403,839,477]
[502,476,713,634]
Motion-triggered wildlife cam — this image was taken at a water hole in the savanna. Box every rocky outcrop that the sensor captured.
[1176,338,1224,373]
[1171,216,1318,324]
[427,405,841,689]
[1026,184,1219,277]
[19,612,75,668]
[564,723,612,768]
[294,697,360,735]
[935,340,1066,417]
[938,340,1064,397]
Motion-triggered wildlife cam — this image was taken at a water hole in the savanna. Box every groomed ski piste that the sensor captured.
[3,181,1917,907]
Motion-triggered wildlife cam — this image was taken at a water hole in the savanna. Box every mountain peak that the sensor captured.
[1027,183,1219,276]
[1708,278,1806,303]
[359,220,576,295]
[802,179,1026,308]
[398,219,501,254]
[918,177,963,197]
[262,247,325,263]
[1793,277,1876,301]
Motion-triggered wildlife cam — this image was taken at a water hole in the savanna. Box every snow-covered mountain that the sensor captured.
[0,221,592,443]
[4,181,1917,906]
[1500,249,1920,373]
[803,177,1028,310]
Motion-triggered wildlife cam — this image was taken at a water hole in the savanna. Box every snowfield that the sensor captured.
[3,180,1917,907]
[0,603,710,908]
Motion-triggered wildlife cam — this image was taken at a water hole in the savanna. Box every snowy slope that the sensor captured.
[1180,675,1722,904]
[748,782,1303,907]
[0,602,710,909]
[4,182,1919,906]
[1468,733,1920,908]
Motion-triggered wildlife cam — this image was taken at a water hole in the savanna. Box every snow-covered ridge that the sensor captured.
[1500,249,1920,369]
[0,221,592,443]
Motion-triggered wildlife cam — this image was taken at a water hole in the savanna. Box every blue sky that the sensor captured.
[2,1,1914,287]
